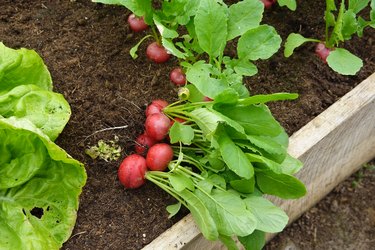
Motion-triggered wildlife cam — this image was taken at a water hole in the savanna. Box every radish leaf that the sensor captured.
[326,48,363,75]
[256,170,306,199]
[169,122,194,145]
[194,0,228,58]
[227,0,263,41]
[244,196,288,233]
[237,25,281,61]
[284,33,320,57]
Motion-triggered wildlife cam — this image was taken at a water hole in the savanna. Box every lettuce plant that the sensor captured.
[0,43,86,249]
[0,117,86,249]
[0,43,71,141]
[284,0,375,75]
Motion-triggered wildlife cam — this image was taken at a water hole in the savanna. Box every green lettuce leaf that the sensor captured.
[0,117,86,250]
[0,84,71,141]
[0,42,52,93]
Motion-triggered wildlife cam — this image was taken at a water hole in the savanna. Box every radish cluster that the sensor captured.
[118,99,175,189]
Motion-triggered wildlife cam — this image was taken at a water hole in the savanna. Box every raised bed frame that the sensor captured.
[143,73,375,250]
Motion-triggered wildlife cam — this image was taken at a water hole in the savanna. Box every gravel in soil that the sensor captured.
[0,0,374,249]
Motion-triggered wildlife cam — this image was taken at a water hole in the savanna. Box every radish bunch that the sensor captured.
[118,99,175,189]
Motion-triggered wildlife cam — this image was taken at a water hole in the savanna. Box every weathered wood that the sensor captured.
[143,73,375,250]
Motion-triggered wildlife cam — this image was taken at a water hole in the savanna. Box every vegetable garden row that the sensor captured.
[1,0,374,249]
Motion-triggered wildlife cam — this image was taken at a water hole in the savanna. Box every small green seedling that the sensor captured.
[85,136,122,162]
[284,0,375,75]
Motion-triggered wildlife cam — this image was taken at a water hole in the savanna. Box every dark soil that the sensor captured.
[0,0,374,249]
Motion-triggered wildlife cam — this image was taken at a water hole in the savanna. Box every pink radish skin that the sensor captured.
[146,42,170,63]
[135,133,157,155]
[127,14,148,32]
[315,43,332,63]
[261,0,276,8]
[146,143,174,171]
[145,113,171,141]
[118,154,147,189]
[203,96,213,102]
[170,68,187,86]
[145,99,168,117]
[170,117,186,127]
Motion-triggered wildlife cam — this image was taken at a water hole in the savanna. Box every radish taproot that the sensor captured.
[145,99,168,117]
[146,143,174,171]
[118,154,147,189]
[315,43,332,63]
[145,113,171,141]
[127,14,148,32]
[170,68,186,86]
[146,42,170,63]
[135,133,157,155]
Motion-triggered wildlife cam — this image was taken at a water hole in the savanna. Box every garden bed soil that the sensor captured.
[1,0,374,249]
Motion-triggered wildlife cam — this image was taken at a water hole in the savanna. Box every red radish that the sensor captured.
[145,113,171,141]
[145,99,168,117]
[135,133,157,155]
[170,117,186,127]
[315,43,332,63]
[203,96,213,102]
[127,14,148,32]
[146,143,174,171]
[146,42,170,63]
[260,0,276,8]
[118,154,147,189]
[170,67,186,86]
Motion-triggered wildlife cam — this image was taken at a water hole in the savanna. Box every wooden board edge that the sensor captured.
[143,73,375,250]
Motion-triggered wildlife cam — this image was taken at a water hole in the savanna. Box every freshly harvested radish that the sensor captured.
[145,99,168,117]
[170,67,186,86]
[118,154,147,189]
[127,14,148,32]
[146,143,174,171]
[145,113,171,141]
[135,133,157,155]
[146,42,170,63]
[315,43,332,63]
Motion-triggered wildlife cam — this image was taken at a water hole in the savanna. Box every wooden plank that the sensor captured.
[143,73,375,250]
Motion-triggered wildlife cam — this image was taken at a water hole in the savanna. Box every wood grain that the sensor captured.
[143,73,375,250]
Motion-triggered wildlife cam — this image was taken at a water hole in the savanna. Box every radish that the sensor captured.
[145,99,168,117]
[315,43,332,63]
[170,117,186,127]
[170,67,186,86]
[127,14,148,32]
[146,143,174,171]
[146,42,170,63]
[260,0,276,8]
[203,96,213,102]
[135,133,157,155]
[118,154,147,189]
[145,113,171,141]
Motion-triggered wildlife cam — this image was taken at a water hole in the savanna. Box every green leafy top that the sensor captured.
[0,42,52,93]
[284,0,374,75]
[0,117,86,250]
[0,43,71,141]
[0,43,86,250]
[146,90,306,249]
